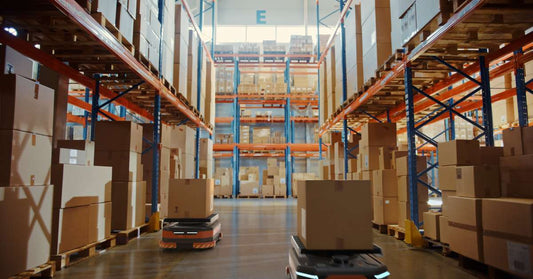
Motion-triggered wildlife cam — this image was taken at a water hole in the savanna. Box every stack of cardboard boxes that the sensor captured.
[292,173,317,198]
[240,126,250,143]
[253,127,270,144]
[161,179,214,219]
[395,153,429,228]
[239,167,260,196]
[173,3,189,96]
[297,180,373,250]
[94,121,146,231]
[51,140,113,257]
[261,159,287,197]
[169,125,196,179]
[361,0,392,83]
[438,127,533,277]
[214,168,233,197]
[0,47,55,278]
[199,138,214,179]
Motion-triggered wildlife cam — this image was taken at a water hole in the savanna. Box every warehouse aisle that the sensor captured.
[54,200,480,279]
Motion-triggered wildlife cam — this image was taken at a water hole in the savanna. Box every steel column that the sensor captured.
[233,60,240,196]
[83,87,90,140]
[404,65,420,226]
[90,74,101,141]
[515,49,529,127]
[194,0,205,179]
[285,59,292,196]
[317,0,323,160]
[479,55,495,146]
[211,0,215,60]
[339,0,349,179]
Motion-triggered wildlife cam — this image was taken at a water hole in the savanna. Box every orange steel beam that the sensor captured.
[215,63,319,69]
[68,96,124,121]
[213,152,320,158]
[67,113,86,126]
[215,117,319,123]
[215,94,317,99]
[213,143,326,152]
[215,53,316,58]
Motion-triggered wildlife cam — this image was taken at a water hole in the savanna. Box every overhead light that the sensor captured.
[4,27,18,36]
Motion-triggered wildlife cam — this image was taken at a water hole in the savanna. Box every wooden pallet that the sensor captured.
[214,195,233,199]
[9,262,56,279]
[91,12,135,55]
[387,225,405,240]
[422,237,453,256]
[372,222,388,234]
[115,223,150,245]
[262,195,287,199]
[237,195,261,199]
[50,236,116,271]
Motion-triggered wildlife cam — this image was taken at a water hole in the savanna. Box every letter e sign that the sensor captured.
[256,10,266,24]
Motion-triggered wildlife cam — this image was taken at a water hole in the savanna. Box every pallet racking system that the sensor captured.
[0,0,215,217]
[317,0,533,226]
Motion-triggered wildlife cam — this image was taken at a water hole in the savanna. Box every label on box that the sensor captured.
[215,179,221,185]
[507,241,532,275]
[253,188,259,194]
[69,149,78,157]
[456,168,462,179]
[301,208,306,238]
[280,178,286,184]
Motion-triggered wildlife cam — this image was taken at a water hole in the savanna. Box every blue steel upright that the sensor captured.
[479,54,494,147]
[404,64,420,226]
[195,0,205,178]
[83,87,90,140]
[90,74,101,141]
[514,49,529,127]
[285,59,292,196]
[233,60,240,196]
[339,0,349,179]
[316,0,323,160]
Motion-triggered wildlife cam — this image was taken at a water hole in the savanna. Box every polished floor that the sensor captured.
[54,199,481,279]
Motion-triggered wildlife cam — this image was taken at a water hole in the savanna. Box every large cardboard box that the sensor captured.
[94,150,143,182]
[395,155,426,176]
[499,154,533,198]
[397,175,428,202]
[483,235,533,277]
[447,196,484,260]
[438,165,457,191]
[0,74,54,136]
[359,146,381,171]
[275,184,287,196]
[89,202,112,243]
[482,198,533,241]
[51,164,112,208]
[438,140,480,166]
[0,45,34,79]
[0,186,53,279]
[55,140,95,166]
[447,196,482,227]
[239,181,260,196]
[448,225,483,262]
[456,165,500,198]
[373,196,398,225]
[297,180,373,250]
[502,127,523,156]
[262,185,274,196]
[479,146,503,165]
[439,215,450,244]
[0,130,52,186]
[94,121,143,153]
[163,179,214,218]
[360,123,397,148]
[423,211,441,241]
[372,169,398,197]
[112,181,146,230]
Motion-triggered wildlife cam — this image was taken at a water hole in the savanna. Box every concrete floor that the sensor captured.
[54,199,482,279]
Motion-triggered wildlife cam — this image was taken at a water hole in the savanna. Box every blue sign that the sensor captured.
[256,10,267,24]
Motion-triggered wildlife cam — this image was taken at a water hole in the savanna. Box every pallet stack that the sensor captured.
[214,168,233,197]
[395,153,429,229]
[239,167,260,196]
[261,159,287,197]
[161,179,214,219]
[0,46,55,278]
[94,121,146,231]
[50,140,113,259]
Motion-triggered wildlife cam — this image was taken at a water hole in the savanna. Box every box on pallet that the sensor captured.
[297,180,373,250]
[447,196,483,262]
[162,179,214,218]
[94,121,143,153]
[423,211,441,241]
[112,181,146,230]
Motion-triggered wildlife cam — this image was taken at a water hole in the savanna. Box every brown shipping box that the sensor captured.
[359,146,381,171]
[55,140,95,166]
[395,155,427,177]
[483,235,533,277]
[447,196,483,262]
[502,127,523,157]
[423,211,441,241]
[397,175,428,202]
[275,184,287,196]
[0,74,54,136]
[297,180,373,250]
[163,179,214,218]
[0,186,53,279]
[262,185,274,196]
[439,215,450,244]
[448,225,483,262]
[94,121,143,153]
[456,165,500,198]
[438,140,480,166]
[239,181,260,196]
[373,196,398,225]
[0,45,34,78]
[112,181,146,230]
[0,130,52,186]
[438,166,457,191]
[372,169,398,197]
[51,164,112,208]
[360,123,397,148]
[499,154,533,198]
[479,146,503,165]
[94,150,143,182]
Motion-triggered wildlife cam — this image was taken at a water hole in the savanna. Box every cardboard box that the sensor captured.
[359,146,381,171]
[0,186,53,279]
[372,169,398,197]
[360,123,397,148]
[479,146,503,165]
[438,140,480,166]
[438,165,457,191]
[0,45,34,79]
[90,202,112,242]
[448,224,483,262]
[391,150,408,170]
[483,235,533,277]
[378,147,394,170]
[94,121,143,153]
[456,165,500,198]
[499,154,533,198]
[447,196,482,228]
[502,127,523,157]
[94,150,143,182]
[51,164,112,208]
[112,181,146,230]
[398,201,428,227]
[397,175,428,202]
[439,215,450,244]
[163,179,214,218]
[373,196,398,225]
[523,126,533,155]
[0,130,52,186]
[262,185,274,196]
[275,184,287,196]
[395,155,427,176]
[54,140,95,166]
[297,180,373,250]
[482,198,533,240]
[0,74,54,136]
[441,190,456,215]
[423,211,441,240]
